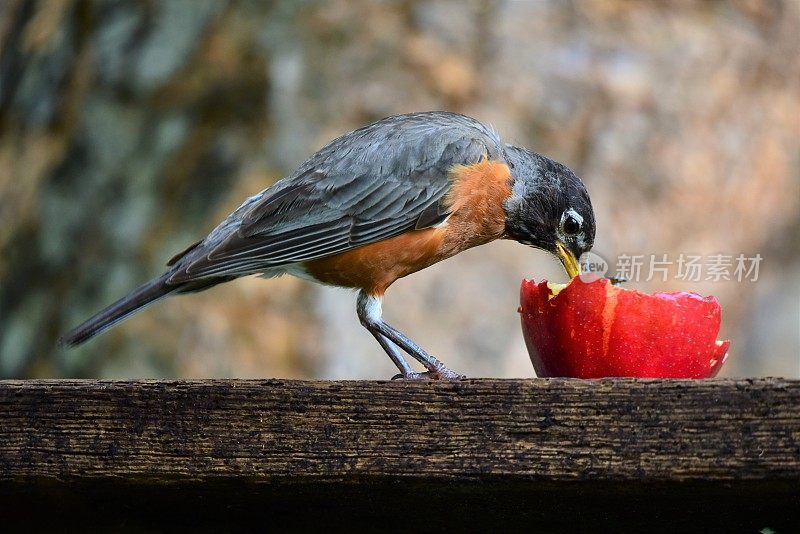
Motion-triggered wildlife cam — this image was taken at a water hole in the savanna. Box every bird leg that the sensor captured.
[367,330,415,378]
[357,291,464,380]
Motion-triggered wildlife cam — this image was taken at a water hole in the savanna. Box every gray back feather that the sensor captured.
[168,112,504,282]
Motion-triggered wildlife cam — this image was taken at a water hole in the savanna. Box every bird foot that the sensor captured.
[391,368,465,381]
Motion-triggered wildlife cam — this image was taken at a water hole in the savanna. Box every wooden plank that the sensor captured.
[0,378,798,530]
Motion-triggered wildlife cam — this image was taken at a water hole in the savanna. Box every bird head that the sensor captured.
[502,145,595,279]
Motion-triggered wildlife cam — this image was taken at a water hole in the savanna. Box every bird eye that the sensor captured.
[561,212,582,235]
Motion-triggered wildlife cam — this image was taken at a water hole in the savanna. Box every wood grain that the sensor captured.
[0,378,798,530]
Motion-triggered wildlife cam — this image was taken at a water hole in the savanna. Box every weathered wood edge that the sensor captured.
[0,378,798,485]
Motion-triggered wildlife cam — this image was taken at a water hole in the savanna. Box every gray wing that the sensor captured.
[169,112,504,282]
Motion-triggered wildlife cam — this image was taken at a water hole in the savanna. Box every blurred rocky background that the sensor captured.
[1,0,798,379]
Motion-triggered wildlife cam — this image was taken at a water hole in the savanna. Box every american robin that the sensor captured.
[61,112,595,379]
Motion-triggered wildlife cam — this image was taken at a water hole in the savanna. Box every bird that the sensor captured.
[60,111,596,380]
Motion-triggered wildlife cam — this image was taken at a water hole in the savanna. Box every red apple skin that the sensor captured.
[520,277,730,378]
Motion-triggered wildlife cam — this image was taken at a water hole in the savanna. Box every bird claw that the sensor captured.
[390,368,465,381]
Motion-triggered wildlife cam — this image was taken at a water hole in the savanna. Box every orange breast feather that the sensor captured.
[305,160,512,295]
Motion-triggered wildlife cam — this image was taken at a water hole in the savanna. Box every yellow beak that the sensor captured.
[556,241,581,279]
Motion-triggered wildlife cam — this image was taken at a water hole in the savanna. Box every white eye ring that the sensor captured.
[560,208,583,235]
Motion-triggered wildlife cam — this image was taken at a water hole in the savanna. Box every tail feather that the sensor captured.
[59,273,177,347]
